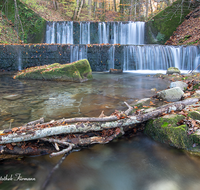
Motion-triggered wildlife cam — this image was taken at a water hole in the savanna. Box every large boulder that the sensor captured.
[170,81,188,91]
[157,87,184,102]
[166,67,180,75]
[14,59,93,83]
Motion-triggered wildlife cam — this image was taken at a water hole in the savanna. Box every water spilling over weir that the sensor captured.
[44,21,200,72]
[45,21,145,45]
[0,21,199,71]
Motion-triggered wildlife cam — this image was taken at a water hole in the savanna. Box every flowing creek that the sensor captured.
[1,72,200,190]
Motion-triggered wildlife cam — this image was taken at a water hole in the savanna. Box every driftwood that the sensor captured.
[0,98,198,158]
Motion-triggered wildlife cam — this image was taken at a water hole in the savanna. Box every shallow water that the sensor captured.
[1,72,200,190]
[0,72,169,128]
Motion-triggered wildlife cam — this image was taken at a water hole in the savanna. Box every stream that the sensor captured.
[1,72,200,190]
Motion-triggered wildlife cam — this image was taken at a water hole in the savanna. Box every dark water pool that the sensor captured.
[1,72,200,190]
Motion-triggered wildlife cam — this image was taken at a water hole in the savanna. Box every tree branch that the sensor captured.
[0,98,198,145]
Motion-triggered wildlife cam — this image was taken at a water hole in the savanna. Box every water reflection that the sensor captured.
[2,135,200,190]
[2,72,200,190]
[0,72,169,128]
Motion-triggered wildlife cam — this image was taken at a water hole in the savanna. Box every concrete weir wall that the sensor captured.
[0,45,124,71]
[1,44,199,71]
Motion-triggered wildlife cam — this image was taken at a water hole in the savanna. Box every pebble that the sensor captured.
[3,94,22,101]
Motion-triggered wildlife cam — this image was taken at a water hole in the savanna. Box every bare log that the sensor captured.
[0,128,123,157]
[0,98,198,145]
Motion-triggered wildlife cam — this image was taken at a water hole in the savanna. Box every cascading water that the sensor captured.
[18,48,22,71]
[108,45,115,69]
[44,21,200,72]
[80,22,90,44]
[70,45,87,63]
[46,21,73,44]
[98,22,110,44]
[123,45,200,71]
[45,21,145,45]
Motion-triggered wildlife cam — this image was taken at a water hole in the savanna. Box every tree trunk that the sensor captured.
[73,0,80,20]
[0,98,197,145]
[76,0,84,20]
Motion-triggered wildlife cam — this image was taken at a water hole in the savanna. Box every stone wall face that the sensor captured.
[0,45,123,71]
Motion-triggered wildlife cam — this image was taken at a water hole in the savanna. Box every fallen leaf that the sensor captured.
[6,143,14,150]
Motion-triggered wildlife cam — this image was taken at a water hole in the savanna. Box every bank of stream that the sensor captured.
[1,72,200,190]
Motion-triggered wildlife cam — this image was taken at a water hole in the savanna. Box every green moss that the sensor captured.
[14,59,93,82]
[144,115,193,149]
[148,0,198,44]
[0,0,46,43]
[179,35,192,43]
[188,111,200,120]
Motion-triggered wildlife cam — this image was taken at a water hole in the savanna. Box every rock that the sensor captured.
[191,90,200,98]
[2,94,22,101]
[166,67,180,75]
[151,88,157,91]
[109,68,123,74]
[157,87,184,102]
[170,81,188,91]
[144,114,193,149]
[188,111,200,120]
[14,59,93,83]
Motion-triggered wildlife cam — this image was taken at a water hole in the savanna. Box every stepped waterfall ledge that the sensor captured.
[0,45,199,72]
[45,21,145,45]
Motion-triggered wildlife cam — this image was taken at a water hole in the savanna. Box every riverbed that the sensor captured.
[1,72,200,190]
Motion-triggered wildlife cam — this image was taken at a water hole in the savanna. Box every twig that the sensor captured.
[188,64,200,74]
[40,138,75,157]
[0,98,198,145]
[42,151,71,190]
[124,101,133,115]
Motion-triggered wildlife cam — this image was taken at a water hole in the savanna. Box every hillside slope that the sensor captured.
[165,6,200,45]
[0,15,19,44]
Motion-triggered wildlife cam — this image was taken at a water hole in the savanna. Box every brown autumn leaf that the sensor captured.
[149,101,155,106]
[12,127,18,132]
[179,111,188,117]
[191,119,197,128]
[6,143,14,150]
[188,85,193,91]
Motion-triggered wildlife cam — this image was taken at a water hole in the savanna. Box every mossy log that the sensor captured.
[14,59,93,82]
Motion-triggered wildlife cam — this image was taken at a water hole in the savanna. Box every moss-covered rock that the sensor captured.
[188,111,200,120]
[144,114,193,149]
[166,67,180,75]
[14,59,93,82]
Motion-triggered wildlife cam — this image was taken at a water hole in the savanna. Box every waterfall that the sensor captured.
[70,45,87,63]
[18,48,22,71]
[98,22,109,44]
[108,45,115,69]
[45,21,145,45]
[113,21,145,45]
[80,22,90,44]
[123,45,199,71]
[46,21,73,44]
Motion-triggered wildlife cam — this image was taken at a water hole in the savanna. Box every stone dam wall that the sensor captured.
[0,44,124,71]
[0,44,199,71]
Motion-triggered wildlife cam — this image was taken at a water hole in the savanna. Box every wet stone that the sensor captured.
[8,106,31,116]
[29,99,46,105]
[2,94,22,101]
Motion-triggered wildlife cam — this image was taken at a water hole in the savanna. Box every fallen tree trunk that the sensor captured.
[0,98,198,144]
[0,98,198,158]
